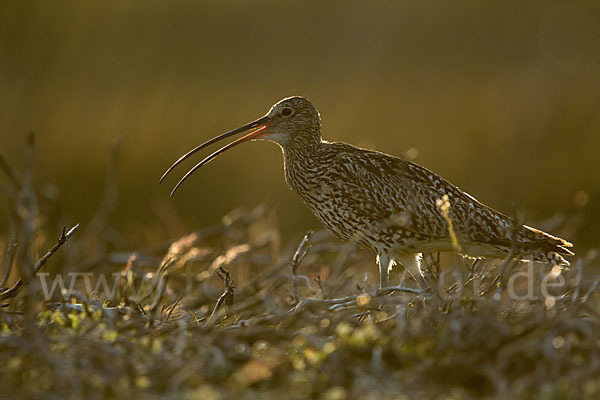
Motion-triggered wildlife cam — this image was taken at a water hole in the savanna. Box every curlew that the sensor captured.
[160,96,573,289]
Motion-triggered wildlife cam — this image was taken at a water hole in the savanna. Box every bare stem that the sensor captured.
[0,224,79,301]
[291,230,313,304]
[0,237,18,289]
[207,267,235,325]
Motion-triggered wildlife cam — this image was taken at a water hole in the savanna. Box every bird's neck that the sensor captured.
[281,136,320,161]
[281,139,326,197]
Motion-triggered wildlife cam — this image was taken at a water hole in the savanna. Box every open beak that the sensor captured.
[160,115,270,196]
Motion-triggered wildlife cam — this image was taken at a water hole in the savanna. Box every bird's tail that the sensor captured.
[519,225,574,267]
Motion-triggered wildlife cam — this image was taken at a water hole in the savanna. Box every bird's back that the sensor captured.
[283,141,572,266]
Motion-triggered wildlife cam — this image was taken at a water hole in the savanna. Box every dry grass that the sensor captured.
[1,137,600,400]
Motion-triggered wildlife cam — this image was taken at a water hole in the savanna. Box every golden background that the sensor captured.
[1,1,599,249]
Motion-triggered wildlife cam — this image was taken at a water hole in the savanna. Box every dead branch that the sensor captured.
[207,267,235,325]
[0,153,21,189]
[0,236,17,289]
[572,258,583,304]
[0,224,79,301]
[15,132,39,282]
[165,295,183,321]
[291,285,423,313]
[291,230,312,303]
[84,136,124,239]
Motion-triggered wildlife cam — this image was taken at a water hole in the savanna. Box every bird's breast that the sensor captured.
[284,163,371,245]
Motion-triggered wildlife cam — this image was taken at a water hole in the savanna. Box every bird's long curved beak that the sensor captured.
[160,115,270,197]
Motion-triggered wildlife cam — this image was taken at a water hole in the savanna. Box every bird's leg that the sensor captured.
[395,253,430,290]
[376,252,392,289]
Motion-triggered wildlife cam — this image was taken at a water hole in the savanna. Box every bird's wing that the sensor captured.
[405,161,572,256]
[330,144,572,259]
[328,145,451,241]
[402,159,516,242]
[330,144,512,242]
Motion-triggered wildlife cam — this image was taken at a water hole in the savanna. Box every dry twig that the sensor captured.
[0,224,79,301]
[291,231,313,304]
[207,267,235,325]
[0,237,17,289]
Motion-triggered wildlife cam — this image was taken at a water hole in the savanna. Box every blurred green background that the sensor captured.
[1,1,599,248]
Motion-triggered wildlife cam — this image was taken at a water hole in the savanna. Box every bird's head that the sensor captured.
[263,96,321,146]
[160,96,321,196]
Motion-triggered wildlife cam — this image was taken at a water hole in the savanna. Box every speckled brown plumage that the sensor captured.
[162,96,574,289]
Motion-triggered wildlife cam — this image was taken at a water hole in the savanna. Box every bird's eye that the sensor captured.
[281,108,293,117]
